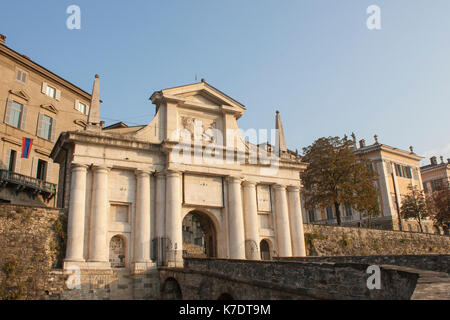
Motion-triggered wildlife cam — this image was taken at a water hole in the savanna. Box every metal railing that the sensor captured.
[0,169,56,195]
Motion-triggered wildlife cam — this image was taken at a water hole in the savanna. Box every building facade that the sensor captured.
[302,137,436,233]
[421,156,450,194]
[51,78,308,272]
[0,34,91,206]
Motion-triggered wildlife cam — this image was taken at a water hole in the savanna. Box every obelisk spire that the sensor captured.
[86,74,100,127]
[275,110,287,153]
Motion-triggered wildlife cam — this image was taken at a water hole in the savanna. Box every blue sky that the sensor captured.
[1,1,449,163]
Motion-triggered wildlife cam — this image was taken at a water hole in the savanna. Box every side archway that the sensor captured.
[109,235,127,268]
[260,239,272,261]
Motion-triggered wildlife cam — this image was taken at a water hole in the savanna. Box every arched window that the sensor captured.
[260,240,271,260]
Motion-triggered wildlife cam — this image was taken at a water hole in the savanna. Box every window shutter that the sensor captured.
[15,156,21,174]
[20,105,28,131]
[41,82,48,94]
[36,112,43,138]
[86,105,90,116]
[4,148,11,170]
[55,89,61,101]
[74,99,80,111]
[50,118,57,142]
[4,99,13,125]
[31,157,39,178]
[46,162,59,184]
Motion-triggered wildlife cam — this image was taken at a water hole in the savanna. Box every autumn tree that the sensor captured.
[427,184,450,228]
[400,185,430,232]
[301,136,379,225]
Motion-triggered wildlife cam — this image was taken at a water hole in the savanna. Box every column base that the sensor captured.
[132,261,156,274]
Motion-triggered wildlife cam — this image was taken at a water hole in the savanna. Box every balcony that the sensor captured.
[0,169,56,201]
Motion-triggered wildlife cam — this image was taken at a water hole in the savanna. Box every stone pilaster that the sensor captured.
[227,176,246,259]
[242,180,260,260]
[287,186,306,257]
[65,164,88,266]
[274,184,292,257]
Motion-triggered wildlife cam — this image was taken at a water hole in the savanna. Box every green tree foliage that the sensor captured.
[302,136,379,225]
[400,185,430,232]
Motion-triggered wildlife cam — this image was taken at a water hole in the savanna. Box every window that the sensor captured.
[36,159,47,181]
[425,225,429,234]
[16,70,26,83]
[326,206,334,220]
[76,101,87,114]
[431,179,444,192]
[8,101,23,128]
[308,210,315,222]
[345,204,352,217]
[46,85,56,99]
[111,204,129,223]
[8,150,16,172]
[37,114,53,140]
[394,163,412,179]
[416,225,420,232]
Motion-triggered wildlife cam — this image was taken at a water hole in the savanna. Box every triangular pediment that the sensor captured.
[41,104,58,114]
[151,81,246,118]
[9,89,30,101]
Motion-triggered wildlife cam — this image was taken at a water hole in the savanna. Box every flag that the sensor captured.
[21,137,33,159]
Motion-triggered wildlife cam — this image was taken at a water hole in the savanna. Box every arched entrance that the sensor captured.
[260,239,271,261]
[182,210,217,258]
[109,235,126,268]
[161,278,183,300]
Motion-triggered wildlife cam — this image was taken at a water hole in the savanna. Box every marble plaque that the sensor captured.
[257,185,272,212]
[184,174,224,207]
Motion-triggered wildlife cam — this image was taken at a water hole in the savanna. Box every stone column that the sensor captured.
[165,170,183,267]
[274,184,292,257]
[242,181,260,260]
[227,176,246,259]
[65,164,87,264]
[155,171,166,264]
[287,186,306,257]
[88,165,109,265]
[134,170,152,269]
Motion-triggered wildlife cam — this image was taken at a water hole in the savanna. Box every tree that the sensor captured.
[427,184,450,228]
[400,185,430,232]
[302,136,379,225]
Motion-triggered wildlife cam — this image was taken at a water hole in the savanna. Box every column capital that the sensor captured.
[165,169,182,177]
[226,175,242,184]
[287,185,300,192]
[134,169,152,177]
[273,184,286,191]
[92,164,111,173]
[71,163,88,172]
[242,180,257,188]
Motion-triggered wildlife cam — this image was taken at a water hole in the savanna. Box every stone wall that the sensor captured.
[303,224,450,257]
[161,258,449,300]
[0,204,66,300]
[278,255,450,274]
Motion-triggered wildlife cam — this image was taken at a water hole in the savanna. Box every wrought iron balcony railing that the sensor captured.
[0,169,56,199]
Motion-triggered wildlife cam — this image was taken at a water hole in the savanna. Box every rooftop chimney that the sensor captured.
[448,158,450,164]
[359,139,366,148]
[0,34,6,45]
[440,156,444,164]
[430,156,437,165]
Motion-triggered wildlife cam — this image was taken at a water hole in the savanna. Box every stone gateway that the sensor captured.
[51,78,308,274]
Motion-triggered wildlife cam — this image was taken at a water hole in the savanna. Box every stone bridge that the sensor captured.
[159,256,450,300]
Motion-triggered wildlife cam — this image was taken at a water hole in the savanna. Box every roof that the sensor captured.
[0,40,91,99]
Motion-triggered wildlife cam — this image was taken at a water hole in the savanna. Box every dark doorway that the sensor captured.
[36,159,47,181]
[8,150,16,172]
[260,239,271,260]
